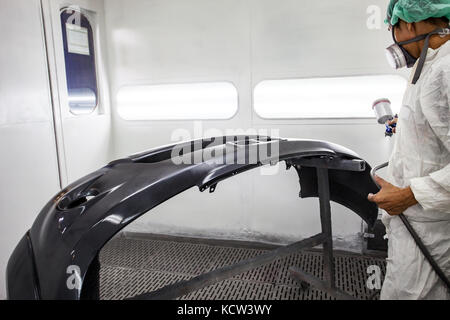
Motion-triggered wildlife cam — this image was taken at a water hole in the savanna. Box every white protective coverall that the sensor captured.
[381,40,450,300]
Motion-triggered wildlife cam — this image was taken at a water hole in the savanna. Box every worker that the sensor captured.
[367,0,450,299]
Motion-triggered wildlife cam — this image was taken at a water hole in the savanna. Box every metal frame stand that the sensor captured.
[129,157,363,300]
[288,166,354,300]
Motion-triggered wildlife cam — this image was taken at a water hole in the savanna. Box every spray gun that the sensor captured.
[372,98,398,137]
[370,99,450,291]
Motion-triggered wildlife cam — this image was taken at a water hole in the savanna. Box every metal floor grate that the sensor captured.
[99,235,386,300]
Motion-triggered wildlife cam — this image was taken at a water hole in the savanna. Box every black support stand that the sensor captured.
[288,164,355,300]
[130,157,365,300]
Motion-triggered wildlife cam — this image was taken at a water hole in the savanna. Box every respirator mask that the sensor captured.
[385,25,450,84]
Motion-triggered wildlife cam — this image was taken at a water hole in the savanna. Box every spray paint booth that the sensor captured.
[0,0,410,300]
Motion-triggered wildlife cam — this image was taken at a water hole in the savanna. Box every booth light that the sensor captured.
[254,75,407,119]
[117,82,238,120]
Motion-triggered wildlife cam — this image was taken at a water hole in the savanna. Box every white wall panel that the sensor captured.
[106,0,251,83]
[0,0,113,299]
[251,0,394,80]
[0,0,61,299]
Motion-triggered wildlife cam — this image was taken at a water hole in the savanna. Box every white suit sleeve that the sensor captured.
[409,63,450,213]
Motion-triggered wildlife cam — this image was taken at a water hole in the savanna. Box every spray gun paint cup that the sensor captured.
[372,98,393,124]
[372,98,397,137]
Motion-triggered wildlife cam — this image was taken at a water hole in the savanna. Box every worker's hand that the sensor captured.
[367,175,418,215]
[387,118,398,134]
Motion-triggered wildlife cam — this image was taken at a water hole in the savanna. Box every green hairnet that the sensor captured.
[385,0,450,25]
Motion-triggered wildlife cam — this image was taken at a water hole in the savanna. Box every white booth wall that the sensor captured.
[0,0,405,300]
[0,0,61,301]
[0,0,112,299]
[104,0,400,247]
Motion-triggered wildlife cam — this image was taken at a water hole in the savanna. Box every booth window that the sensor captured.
[253,75,407,119]
[117,82,238,120]
[61,8,98,115]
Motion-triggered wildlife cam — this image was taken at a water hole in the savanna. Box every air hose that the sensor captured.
[370,162,450,291]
